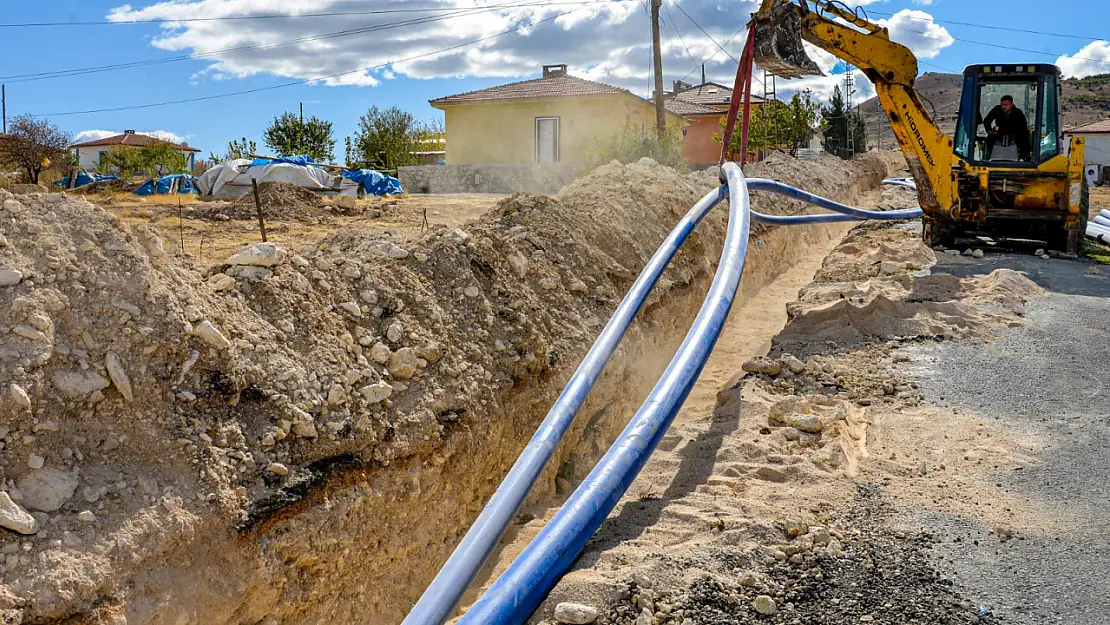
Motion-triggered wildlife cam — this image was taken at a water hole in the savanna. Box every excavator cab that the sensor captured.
[954,65,1059,166]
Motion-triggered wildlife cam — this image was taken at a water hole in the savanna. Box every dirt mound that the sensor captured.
[776,226,1041,355]
[0,153,891,624]
[208,181,329,221]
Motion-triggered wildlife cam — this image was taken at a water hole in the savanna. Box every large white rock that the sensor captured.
[358,382,393,403]
[17,467,78,512]
[362,240,409,259]
[225,242,285,267]
[0,268,23,287]
[8,383,31,409]
[51,371,110,399]
[191,320,232,350]
[0,492,38,534]
[105,351,133,402]
[554,602,599,624]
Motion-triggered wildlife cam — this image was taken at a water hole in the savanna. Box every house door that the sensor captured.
[536,117,559,163]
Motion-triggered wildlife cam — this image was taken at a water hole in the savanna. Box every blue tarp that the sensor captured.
[134,174,199,196]
[342,168,403,196]
[249,154,316,167]
[53,172,118,189]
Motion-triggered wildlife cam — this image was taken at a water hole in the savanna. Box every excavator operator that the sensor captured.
[982,95,1031,161]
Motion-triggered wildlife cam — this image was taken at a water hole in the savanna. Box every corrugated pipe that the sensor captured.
[404,169,923,625]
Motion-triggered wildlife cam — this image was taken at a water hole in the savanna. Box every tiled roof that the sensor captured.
[71,133,200,152]
[431,74,630,105]
[671,82,765,107]
[664,99,721,116]
[1067,119,1110,134]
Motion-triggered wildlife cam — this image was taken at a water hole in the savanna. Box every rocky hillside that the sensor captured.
[858,72,1110,145]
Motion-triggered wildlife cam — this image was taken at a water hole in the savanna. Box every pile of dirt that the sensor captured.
[205,181,329,221]
[776,225,1041,354]
[0,154,890,624]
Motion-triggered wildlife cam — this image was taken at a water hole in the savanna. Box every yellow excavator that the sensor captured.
[751,0,1088,254]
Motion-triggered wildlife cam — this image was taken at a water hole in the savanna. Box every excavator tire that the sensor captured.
[922,220,957,249]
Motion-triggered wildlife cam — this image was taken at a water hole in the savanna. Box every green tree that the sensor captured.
[351,106,422,170]
[208,137,257,163]
[588,123,685,170]
[714,92,819,158]
[97,147,148,180]
[0,115,71,184]
[139,142,189,175]
[263,112,335,162]
[821,85,867,158]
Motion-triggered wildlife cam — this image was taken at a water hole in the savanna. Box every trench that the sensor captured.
[121,171,888,625]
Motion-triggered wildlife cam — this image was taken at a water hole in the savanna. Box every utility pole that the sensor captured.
[650,0,666,138]
[299,102,303,124]
[844,64,855,158]
[2,84,6,134]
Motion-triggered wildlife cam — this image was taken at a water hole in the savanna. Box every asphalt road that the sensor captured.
[898,250,1110,624]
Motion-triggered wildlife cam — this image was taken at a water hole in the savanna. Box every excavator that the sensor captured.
[749,0,1089,254]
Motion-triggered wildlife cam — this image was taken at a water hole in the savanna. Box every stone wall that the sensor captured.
[398,163,578,195]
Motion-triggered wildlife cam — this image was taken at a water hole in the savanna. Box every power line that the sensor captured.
[1,0,617,84]
[662,1,702,79]
[668,1,737,63]
[878,24,1110,68]
[866,10,1106,43]
[0,2,629,28]
[29,10,581,118]
[680,24,745,82]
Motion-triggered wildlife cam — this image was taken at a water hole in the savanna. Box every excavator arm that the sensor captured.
[752,0,957,218]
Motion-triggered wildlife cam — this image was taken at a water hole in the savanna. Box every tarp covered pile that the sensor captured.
[135,174,200,196]
[196,155,402,199]
[53,172,119,189]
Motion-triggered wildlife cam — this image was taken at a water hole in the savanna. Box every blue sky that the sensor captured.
[1,0,1106,160]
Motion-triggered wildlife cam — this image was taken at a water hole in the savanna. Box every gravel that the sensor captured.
[898,252,1110,625]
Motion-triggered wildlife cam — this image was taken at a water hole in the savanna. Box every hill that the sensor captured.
[856,72,1110,147]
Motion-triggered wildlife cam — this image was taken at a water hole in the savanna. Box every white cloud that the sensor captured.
[101,0,945,110]
[74,129,188,144]
[912,0,933,5]
[877,9,954,59]
[1056,40,1110,78]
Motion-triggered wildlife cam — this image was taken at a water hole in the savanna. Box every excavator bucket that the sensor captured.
[752,0,823,79]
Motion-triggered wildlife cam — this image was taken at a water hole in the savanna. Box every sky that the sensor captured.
[1,0,1107,159]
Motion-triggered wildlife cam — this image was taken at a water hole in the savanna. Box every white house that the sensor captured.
[1065,119,1110,185]
[71,130,200,174]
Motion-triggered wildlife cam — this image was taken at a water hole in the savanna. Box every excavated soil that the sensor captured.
[0,152,889,624]
[206,181,330,222]
[527,218,1042,625]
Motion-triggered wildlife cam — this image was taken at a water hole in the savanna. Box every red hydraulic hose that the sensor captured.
[718,23,756,168]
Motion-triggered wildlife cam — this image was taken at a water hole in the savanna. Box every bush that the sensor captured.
[588,124,686,170]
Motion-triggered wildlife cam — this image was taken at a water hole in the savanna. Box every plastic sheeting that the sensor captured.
[52,172,118,189]
[342,169,403,196]
[134,174,199,196]
[250,155,316,167]
[196,159,358,199]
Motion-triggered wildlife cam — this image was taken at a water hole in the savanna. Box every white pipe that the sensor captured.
[1100,209,1110,221]
[1093,215,1110,228]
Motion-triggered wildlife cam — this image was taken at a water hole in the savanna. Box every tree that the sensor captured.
[263,112,335,162]
[351,106,422,170]
[209,137,257,163]
[0,115,71,184]
[714,92,819,158]
[821,85,867,159]
[99,143,189,179]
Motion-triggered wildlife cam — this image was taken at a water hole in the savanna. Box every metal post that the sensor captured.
[2,84,6,134]
[650,0,666,138]
[251,178,268,242]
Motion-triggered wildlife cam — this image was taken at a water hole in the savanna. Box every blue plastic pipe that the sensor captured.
[456,162,753,624]
[401,184,730,625]
[406,171,923,625]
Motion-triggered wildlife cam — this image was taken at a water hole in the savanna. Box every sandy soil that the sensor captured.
[99,192,504,265]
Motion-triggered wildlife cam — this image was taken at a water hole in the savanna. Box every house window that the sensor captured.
[535,117,560,163]
[98,150,108,166]
[681,129,687,136]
